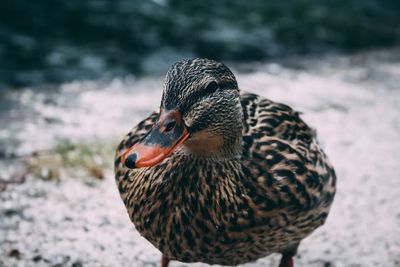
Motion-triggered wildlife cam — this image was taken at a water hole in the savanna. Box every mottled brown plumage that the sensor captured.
[114,59,336,266]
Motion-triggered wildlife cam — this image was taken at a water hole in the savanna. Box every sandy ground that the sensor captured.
[1,48,400,267]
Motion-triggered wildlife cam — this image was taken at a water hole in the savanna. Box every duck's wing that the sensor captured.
[240,91,315,158]
[239,91,336,213]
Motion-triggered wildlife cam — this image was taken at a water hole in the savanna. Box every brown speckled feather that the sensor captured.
[114,90,336,265]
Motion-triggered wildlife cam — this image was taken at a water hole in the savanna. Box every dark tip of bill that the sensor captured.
[125,153,137,169]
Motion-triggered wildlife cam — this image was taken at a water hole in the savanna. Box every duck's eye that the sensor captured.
[204,81,218,95]
[188,81,219,104]
[164,119,176,132]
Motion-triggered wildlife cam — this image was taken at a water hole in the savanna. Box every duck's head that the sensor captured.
[122,58,243,169]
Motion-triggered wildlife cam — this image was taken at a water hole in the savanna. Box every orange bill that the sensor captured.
[121,109,189,169]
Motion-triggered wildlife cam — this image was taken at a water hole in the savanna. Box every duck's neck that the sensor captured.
[183,113,243,160]
[183,130,242,160]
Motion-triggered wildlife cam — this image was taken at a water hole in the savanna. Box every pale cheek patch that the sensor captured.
[183,130,223,156]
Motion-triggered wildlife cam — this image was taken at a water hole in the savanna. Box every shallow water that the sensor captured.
[1,48,400,267]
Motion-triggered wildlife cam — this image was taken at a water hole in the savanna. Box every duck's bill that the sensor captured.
[121,110,189,169]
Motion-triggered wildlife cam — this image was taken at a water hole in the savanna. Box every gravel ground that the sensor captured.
[1,48,400,267]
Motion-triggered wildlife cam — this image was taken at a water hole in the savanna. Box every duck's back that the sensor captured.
[239,91,336,235]
[241,91,316,160]
[240,91,336,210]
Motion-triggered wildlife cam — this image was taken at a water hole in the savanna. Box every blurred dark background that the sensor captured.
[1,0,400,88]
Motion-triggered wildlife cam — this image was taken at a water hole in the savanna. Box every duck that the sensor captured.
[114,58,336,267]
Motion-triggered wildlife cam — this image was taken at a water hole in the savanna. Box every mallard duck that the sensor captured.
[114,58,336,267]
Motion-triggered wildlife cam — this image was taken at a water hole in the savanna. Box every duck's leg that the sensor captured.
[161,255,170,267]
[278,254,293,267]
[278,244,298,267]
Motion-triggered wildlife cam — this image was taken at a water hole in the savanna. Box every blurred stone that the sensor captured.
[0,181,6,192]
[8,249,20,259]
[72,261,83,267]
[32,255,42,262]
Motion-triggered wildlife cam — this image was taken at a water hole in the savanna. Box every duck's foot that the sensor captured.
[278,255,294,267]
[161,255,170,267]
